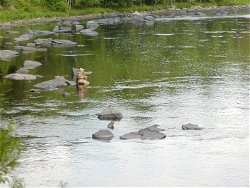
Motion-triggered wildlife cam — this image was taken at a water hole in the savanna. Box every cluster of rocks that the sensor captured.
[92,107,204,141]
[4,60,42,80]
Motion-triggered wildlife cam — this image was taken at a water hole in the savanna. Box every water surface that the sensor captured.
[0,13,249,187]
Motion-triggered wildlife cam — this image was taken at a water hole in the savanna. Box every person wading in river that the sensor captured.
[76,68,89,86]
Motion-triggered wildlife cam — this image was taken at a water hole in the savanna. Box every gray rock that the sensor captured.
[34,76,75,90]
[14,34,33,42]
[120,124,166,140]
[53,26,72,33]
[74,24,84,31]
[0,50,19,61]
[182,123,204,130]
[86,20,99,30]
[24,60,42,69]
[4,73,38,80]
[92,129,114,140]
[96,18,121,26]
[141,131,166,140]
[14,29,54,42]
[98,108,123,120]
[32,38,77,47]
[16,68,29,74]
[107,121,114,130]
[80,29,98,37]
[14,46,47,53]
[120,132,141,140]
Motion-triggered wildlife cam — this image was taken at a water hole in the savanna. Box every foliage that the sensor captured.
[0,122,23,188]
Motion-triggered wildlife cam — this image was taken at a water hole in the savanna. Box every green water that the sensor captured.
[0,15,249,186]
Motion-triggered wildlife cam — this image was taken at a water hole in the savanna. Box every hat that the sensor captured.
[79,68,84,72]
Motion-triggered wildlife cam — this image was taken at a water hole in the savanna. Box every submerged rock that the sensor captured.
[92,129,114,140]
[4,73,39,80]
[0,50,19,61]
[120,124,166,140]
[98,108,123,120]
[34,76,75,90]
[182,123,204,130]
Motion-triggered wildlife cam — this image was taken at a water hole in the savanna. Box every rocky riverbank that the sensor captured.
[0,5,249,29]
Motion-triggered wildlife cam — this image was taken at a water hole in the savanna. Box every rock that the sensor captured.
[4,73,39,80]
[92,129,114,140]
[182,123,204,130]
[14,46,47,53]
[34,76,75,90]
[80,29,98,37]
[0,50,19,61]
[74,24,84,32]
[16,68,29,74]
[107,121,114,130]
[14,34,33,42]
[120,125,166,140]
[86,20,99,30]
[96,18,121,26]
[14,29,54,42]
[98,108,123,120]
[24,60,42,69]
[141,131,166,140]
[32,38,77,47]
[52,39,77,47]
[120,132,141,140]
[53,26,72,33]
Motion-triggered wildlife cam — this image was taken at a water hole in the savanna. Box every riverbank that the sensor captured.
[0,4,249,29]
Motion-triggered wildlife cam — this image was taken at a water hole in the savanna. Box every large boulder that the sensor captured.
[0,50,19,61]
[34,76,75,90]
[98,108,123,120]
[182,123,204,130]
[92,129,114,140]
[120,124,166,140]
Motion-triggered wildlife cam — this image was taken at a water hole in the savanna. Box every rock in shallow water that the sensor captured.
[182,123,204,130]
[0,50,19,61]
[120,124,166,140]
[98,108,123,120]
[92,129,114,140]
[34,76,75,90]
[4,73,39,80]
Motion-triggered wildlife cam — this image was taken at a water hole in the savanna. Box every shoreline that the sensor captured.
[0,5,249,29]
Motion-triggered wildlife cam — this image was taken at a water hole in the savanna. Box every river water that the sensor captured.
[0,12,249,187]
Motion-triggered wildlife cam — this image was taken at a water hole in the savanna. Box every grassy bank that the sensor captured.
[0,0,249,24]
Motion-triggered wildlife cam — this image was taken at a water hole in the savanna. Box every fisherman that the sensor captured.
[76,68,89,85]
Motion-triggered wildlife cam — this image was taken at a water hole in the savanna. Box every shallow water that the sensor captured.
[0,13,249,187]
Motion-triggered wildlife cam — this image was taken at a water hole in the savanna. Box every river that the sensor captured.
[0,11,249,187]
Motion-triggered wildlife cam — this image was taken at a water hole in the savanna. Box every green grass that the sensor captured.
[0,0,249,24]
